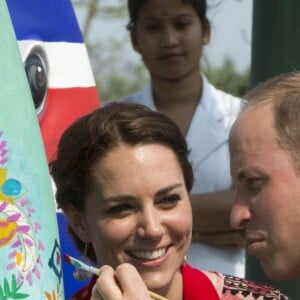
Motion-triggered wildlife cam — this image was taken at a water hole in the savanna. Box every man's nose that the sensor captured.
[230,189,251,230]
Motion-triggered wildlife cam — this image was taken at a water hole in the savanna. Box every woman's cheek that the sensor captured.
[98,218,136,241]
[168,207,193,236]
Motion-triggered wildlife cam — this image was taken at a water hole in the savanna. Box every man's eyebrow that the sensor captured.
[233,166,264,182]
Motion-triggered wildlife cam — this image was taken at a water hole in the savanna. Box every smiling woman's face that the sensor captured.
[76,143,192,292]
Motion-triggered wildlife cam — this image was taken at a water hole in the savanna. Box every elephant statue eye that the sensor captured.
[24,52,48,116]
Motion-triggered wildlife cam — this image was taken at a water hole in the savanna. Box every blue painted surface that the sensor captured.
[6,0,83,42]
[57,212,90,299]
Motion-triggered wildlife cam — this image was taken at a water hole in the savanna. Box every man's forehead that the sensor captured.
[229,112,281,169]
[231,103,275,138]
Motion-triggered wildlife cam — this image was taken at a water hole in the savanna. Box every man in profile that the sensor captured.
[229,70,300,281]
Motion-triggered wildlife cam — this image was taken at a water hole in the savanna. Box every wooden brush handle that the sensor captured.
[149,290,168,300]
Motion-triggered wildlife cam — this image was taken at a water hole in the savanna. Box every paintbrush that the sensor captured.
[63,254,168,300]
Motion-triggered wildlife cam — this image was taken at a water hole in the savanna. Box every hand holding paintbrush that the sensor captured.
[63,254,168,300]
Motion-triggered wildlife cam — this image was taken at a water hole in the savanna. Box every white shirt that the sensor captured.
[121,75,245,277]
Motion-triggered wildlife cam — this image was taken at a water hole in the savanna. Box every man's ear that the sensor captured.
[67,207,90,243]
[202,18,211,45]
